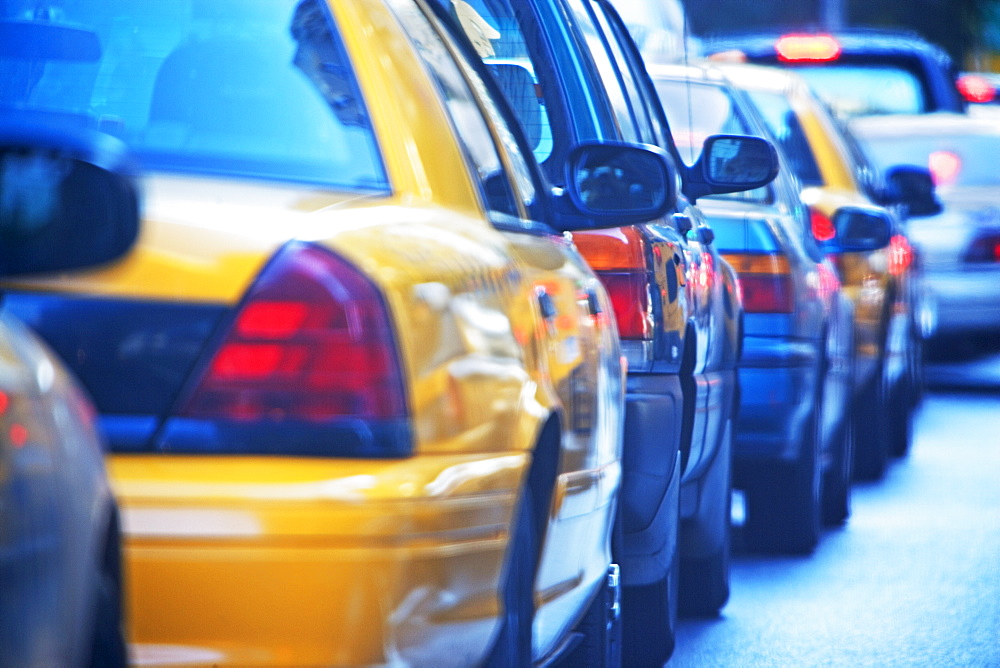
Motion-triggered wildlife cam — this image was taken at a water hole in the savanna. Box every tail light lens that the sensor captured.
[723,253,794,313]
[810,207,836,242]
[963,231,1000,263]
[775,34,841,62]
[957,74,996,104]
[887,233,914,275]
[573,227,653,340]
[928,150,961,186]
[165,242,411,457]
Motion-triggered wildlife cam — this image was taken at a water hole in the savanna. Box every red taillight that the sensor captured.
[887,234,914,276]
[810,208,836,242]
[775,34,841,62]
[574,228,653,340]
[181,243,407,423]
[928,150,961,186]
[957,74,996,104]
[723,253,794,313]
[963,232,1000,263]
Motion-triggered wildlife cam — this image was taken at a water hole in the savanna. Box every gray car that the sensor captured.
[850,112,1000,349]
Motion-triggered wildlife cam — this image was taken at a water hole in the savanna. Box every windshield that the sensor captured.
[860,132,1000,188]
[0,0,387,190]
[788,64,925,117]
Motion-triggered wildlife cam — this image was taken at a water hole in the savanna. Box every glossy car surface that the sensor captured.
[715,62,925,480]
[433,0,775,659]
[705,29,966,118]
[650,62,859,552]
[0,131,135,667]
[850,112,1000,344]
[0,0,683,664]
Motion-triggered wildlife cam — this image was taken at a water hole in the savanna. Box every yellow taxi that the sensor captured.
[0,0,679,664]
[714,62,926,479]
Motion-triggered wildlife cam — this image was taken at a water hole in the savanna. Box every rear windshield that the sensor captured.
[786,64,926,117]
[859,132,1000,188]
[0,0,388,191]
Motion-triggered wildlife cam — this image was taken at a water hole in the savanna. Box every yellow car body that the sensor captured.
[0,0,646,664]
[715,62,921,476]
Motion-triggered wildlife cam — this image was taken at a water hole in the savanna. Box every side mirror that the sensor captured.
[556,141,675,230]
[883,165,943,218]
[826,206,893,253]
[683,134,779,202]
[0,124,141,276]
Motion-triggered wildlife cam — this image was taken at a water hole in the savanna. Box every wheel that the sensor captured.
[888,374,914,458]
[822,415,854,527]
[852,367,891,481]
[560,565,622,667]
[483,486,536,668]
[744,400,822,555]
[679,418,732,617]
[621,557,678,667]
[87,517,127,668]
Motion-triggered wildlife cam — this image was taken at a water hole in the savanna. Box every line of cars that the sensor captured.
[1,3,939,668]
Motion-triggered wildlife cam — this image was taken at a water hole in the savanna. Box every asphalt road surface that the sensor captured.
[669,350,1000,667]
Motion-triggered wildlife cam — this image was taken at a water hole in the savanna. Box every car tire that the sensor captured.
[87,517,127,668]
[888,375,914,458]
[679,418,732,617]
[852,365,890,481]
[744,398,822,555]
[621,553,678,667]
[822,416,854,527]
[484,486,536,668]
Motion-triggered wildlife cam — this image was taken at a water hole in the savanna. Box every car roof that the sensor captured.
[704,28,954,66]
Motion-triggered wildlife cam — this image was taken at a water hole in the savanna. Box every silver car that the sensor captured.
[850,112,1000,346]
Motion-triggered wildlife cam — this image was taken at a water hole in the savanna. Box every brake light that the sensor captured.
[722,253,794,313]
[887,234,914,275]
[928,150,961,186]
[810,207,836,242]
[171,242,411,456]
[573,228,653,340]
[775,34,841,62]
[956,74,996,104]
[963,231,1000,263]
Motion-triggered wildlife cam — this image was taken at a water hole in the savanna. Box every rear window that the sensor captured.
[859,132,1000,188]
[0,0,388,191]
[783,63,926,117]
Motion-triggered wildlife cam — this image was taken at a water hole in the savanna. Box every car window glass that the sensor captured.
[789,64,926,117]
[563,0,641,143]
[743,89,823,187]
[859,132,1000,188]
[0,0,388,190]
[389,0,526,218]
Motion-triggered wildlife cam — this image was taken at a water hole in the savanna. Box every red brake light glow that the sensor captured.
[181,243,408,424]
[956,74,996,104]
[928,150,961,186]
[887,234,914,276]
[573,228,653,340]
[775,34,841,62]
[722,253,794,314]
[810,208,837,242]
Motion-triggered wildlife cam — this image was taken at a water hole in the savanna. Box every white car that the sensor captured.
[851,112,1000,348]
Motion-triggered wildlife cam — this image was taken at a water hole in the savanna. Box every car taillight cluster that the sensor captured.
[956,74,997,104]
[963,231,1000,263]
[721,253,794,313]
[774,34,841,63]
[887,233,915,276]
[573,227,653,340]
[168,242,411,457]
